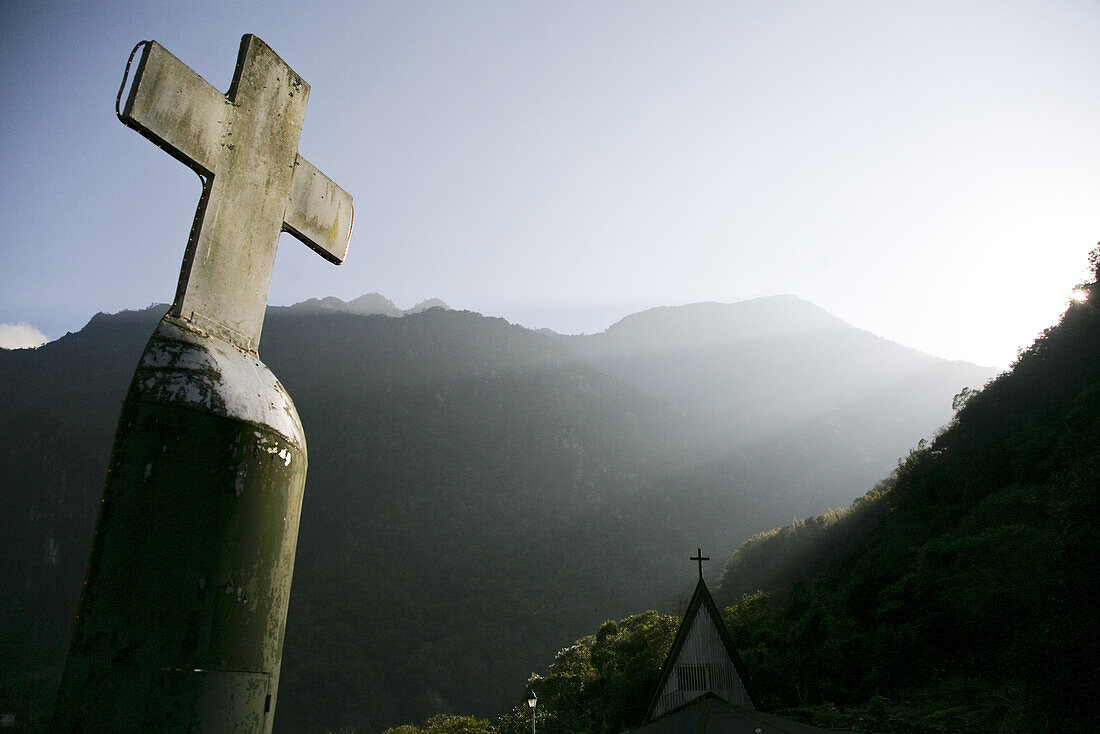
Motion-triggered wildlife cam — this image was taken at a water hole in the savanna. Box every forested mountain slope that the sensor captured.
[263,307,689,731]
[0,305,684,732]
[0,296,989,733]
[712,264,1100,731]
[457,265,1100,734]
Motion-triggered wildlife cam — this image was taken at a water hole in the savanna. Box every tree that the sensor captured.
[383,715,498,734]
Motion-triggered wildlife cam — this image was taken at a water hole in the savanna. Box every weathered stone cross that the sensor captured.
[119,34,353,353]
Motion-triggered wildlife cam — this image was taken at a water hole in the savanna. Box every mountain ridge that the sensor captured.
[553,297,993,466]
[580,295,852,348]
[0,294,993,733]
[273,293,453,318]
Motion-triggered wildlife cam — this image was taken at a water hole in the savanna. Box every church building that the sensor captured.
[629,551,827,733]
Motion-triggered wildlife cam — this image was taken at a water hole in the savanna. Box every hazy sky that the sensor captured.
[2,1,1099,367]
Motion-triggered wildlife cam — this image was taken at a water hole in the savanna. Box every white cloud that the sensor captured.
[0,322,49,349]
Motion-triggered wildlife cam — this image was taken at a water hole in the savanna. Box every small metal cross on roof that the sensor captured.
[691,548,710,580]
[117,34,353,354]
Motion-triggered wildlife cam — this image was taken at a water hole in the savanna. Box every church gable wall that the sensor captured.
[651,605,752,717]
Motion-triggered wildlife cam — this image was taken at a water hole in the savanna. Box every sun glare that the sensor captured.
[1070,288,1089,303]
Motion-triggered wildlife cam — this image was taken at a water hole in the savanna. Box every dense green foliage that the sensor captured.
[519,611,681,734]
[481,610,680,734]
[383,609,704,734]
[353,610,682,734]
[381,713,499,734]
[713,480,891,607]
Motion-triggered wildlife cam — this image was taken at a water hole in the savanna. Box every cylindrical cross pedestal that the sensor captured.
[53,316,307,733]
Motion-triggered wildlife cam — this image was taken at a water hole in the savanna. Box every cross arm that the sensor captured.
[120,41,227,175]
[284,154,354,264]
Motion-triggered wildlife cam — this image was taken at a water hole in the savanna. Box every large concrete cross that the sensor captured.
[120,34,353,352]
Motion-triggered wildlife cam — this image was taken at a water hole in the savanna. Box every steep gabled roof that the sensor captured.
[642,577,758,723]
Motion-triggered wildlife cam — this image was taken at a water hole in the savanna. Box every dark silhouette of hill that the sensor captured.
[286,293,452,317]
[404,297,451,314]
[0,305,681,732]
[259,307,686,732]
[0,295,989,733]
